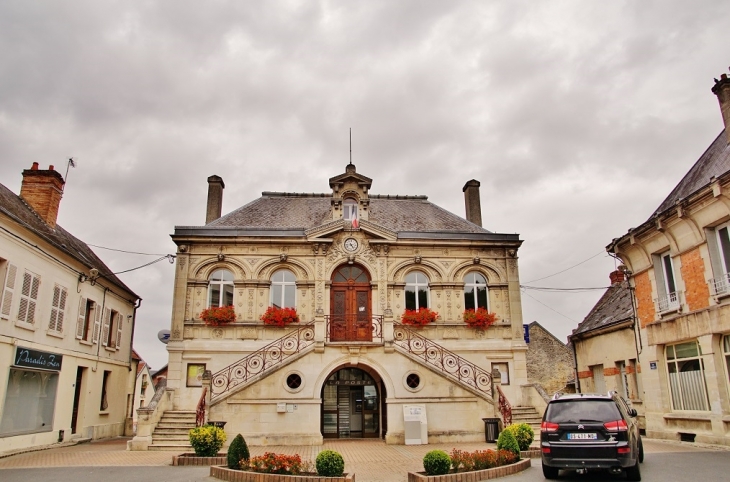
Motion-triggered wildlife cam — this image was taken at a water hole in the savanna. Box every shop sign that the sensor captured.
[14,347,63,371]
[326,380,370,386]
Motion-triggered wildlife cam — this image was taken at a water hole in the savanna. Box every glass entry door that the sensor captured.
[321,367,380,438]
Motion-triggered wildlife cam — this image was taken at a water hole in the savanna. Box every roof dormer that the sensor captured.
[329,164,372,223]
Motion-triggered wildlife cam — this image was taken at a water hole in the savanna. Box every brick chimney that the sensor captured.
[609,269,626,285]
[20,162,65,229]
[712,72,730,145]
[462,179,482,227]
[205,175,225,224]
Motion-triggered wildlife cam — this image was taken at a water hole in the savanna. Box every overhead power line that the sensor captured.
[524,251,606,284]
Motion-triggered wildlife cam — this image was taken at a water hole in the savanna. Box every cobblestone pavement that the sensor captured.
[0,436,726,482]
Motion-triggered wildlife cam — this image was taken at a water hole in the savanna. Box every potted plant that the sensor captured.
[200,305,236,326]
[261,306,300,327]
[462,307,497,328]
[400,308,438,326]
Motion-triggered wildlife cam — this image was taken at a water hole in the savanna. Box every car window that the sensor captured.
[546,400,622,423]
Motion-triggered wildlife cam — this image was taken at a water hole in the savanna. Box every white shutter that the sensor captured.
[115,312,123,349]
[92,302,102,343]
[57,286,67,332]
[49,285,61,331]
[1,263,17,319]
[17,271,40,324]
[101,307,111,346]
[76,297,87,339]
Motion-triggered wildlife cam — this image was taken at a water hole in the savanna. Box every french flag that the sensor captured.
[352,215,359,229]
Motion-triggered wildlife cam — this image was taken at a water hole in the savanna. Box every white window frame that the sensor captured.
[16,270,41,327]
[654,252,680,312]
[343,198,358,222]
[492,362,510,385]
[270,269,296,309]
[1,261,17,320]
[709,223,730,295]
[207,269,234,308]
[723,335,730,401]
[47,284,68,335]
[666,340,710,411]
[405,271,430,310]
[464,272,489,311]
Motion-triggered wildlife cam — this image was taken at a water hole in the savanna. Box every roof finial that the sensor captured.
[349,128,352,166]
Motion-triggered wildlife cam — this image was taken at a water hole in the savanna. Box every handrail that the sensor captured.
[210,323,316,401]
[196,386,207,427]
[497,385,513,426]
[392,322,493,398]
[325,314,383,342]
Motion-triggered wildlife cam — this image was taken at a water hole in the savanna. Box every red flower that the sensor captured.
[400,308,438,326]
[200,305,236,326]
[462,307,497,328]
[260,306,300,327]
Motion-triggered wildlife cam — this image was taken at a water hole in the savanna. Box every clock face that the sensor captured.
[344,238,359,252]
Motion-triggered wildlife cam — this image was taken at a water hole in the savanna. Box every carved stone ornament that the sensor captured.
[473,257,480,264]
[280,253,288,262]
[414,256,422,264]
[178,245,188,253]
[508,249,516,258]
[217,252,225,261]
[212,328,224,339]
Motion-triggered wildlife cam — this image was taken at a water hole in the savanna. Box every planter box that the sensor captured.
[211,465,355,482]
[407,459,530,482]
[172,453,227,466]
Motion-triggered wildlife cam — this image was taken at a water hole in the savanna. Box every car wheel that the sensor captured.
[638,437,644,463]
[542,463,559,479]
[626,460,642,481]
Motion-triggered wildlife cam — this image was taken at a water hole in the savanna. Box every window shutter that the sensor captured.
[101,307,111,346]
[76,297,87,339]
[1,263,17,319]
[92,302,102,343]
[57,287,67,332]
[115,312,123,349]
[49,285,61,331]
[17,271,40,324]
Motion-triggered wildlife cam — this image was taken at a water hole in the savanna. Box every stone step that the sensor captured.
[152,433,191,440]
[148,443,193,451]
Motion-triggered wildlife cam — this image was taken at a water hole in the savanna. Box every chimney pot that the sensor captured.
[49,165,54,171]
[206,175,225,224]
[711,71,730,145]
[609,269,625,285]
[462,179,482,227]
[31,162,39,170]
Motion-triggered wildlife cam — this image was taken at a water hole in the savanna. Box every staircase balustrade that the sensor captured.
[196,387,207,427]
[497,385,513,426]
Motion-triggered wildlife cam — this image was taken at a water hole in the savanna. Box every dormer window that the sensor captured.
[343,198,358,221]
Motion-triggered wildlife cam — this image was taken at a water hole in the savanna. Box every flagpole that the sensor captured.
[63,158,76,191]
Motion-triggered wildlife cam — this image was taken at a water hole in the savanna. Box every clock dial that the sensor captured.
[344,238,359,252]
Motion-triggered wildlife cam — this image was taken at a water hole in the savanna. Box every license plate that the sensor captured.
[568,433,597,440]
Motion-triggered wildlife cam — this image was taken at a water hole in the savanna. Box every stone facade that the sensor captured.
[159,164,533,446]
[525,322,574,396]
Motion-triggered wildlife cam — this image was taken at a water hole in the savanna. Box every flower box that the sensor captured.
[201,305,236,326]
[210,466,355,482]
[400,308,438,326]
[261,306,300,327]
[407,458,530,482]
[462,308,497,328]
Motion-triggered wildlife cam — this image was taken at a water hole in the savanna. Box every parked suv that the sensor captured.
[540,391,643,480]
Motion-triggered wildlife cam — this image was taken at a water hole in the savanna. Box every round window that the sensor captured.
[286,373,302,390]
[406,373,421,389]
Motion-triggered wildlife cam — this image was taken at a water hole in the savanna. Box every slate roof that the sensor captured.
[205,192,491,234]
[653,130,730,216]
[0,182,139,299]
[571,281,633,338]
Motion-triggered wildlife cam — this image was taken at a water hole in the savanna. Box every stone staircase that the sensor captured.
[149,410,196,451]
[510,405,543,433]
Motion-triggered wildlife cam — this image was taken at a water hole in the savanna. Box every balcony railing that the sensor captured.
[711,274,730,296]
[657,291,680,312]
[325,315,383,343]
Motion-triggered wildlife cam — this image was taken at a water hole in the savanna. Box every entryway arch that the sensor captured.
[320,365,387,439]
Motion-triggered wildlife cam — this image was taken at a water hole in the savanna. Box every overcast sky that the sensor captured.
[1,1,728,370]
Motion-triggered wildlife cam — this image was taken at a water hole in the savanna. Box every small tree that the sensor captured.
[227,433,250,469]
[496,429,520,460]
[423,450,451,475]
[316,450,345,477]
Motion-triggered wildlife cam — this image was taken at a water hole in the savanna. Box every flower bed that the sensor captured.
[210,465,356,482]
[407,458,530,482]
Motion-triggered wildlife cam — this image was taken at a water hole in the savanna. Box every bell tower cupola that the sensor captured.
[328,164,372,225]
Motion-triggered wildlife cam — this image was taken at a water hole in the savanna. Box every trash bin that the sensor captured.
[482,418,501,442]
[207,421,227,429]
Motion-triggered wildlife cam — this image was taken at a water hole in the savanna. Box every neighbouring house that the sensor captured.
[570,269,643,429]
[0,163,141,454]
[132,350,155,433]
[151,364,167,389]
[131,163,540,450]
[606,71,730,446]
[525,321,575,397]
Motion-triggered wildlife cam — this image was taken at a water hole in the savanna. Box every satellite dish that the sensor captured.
[157,329,171,344]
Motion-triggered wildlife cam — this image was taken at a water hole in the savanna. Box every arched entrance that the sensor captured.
[330,264,372,342]
[321,366,387,439]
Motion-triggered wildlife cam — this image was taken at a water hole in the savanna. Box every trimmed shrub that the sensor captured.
[496,429,520,459]
[423,450,451,476]
[316,449,345,477]
[227,433,250,469]
[189,425,226,457]
[504,423,535,451]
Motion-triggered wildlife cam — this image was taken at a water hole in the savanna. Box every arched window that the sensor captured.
[208,269,234,307]
[405,271,430,310]
[464,272,488,310]
[271,269,296,308]
[343,198,358,222]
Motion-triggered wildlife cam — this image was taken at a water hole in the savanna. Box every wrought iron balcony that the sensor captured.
[711,274,730,296]
[325,315,383,343]
[657,291,680,312]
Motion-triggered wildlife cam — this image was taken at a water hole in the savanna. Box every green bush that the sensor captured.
[316,449,345,477]
[227,433,250,469]
[189,425,226,457]
[423,450,451,476]
[504,423,534,451]
[496,429,520,459]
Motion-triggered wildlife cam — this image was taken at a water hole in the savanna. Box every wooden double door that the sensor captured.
[330,265,372,342]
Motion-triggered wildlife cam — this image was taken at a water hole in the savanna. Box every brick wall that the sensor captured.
[633,271,655,328]
[680,248,710,311]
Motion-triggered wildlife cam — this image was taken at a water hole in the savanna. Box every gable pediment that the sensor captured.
[305,218,397,242]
